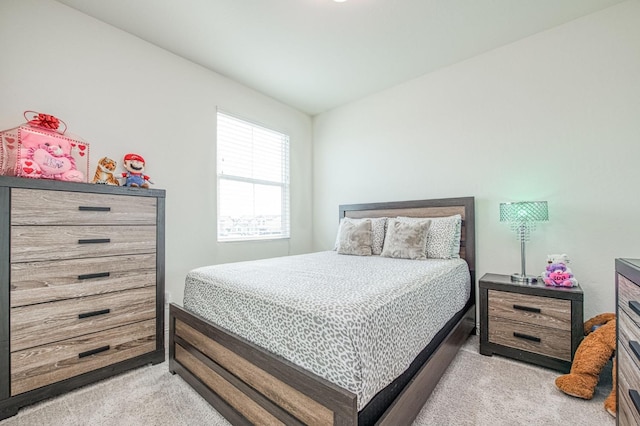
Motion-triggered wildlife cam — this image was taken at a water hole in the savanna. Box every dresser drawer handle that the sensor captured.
[630,341,640,362]
[630,389,640,415]
[513,304,541,313]
[78,238,111,244]
[78,309,111,319]
[78,345,110,359]
[513,332,541,343]
[78,206,111,212]
[77,272,110,280]
[630,301,640,317]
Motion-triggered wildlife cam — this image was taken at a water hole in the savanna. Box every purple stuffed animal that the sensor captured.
[543,262,578,287]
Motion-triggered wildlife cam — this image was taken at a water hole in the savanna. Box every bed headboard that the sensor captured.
[338,197,476,284]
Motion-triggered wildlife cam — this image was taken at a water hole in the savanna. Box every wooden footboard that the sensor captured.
[169,303,358,425]
[169,302,475,426]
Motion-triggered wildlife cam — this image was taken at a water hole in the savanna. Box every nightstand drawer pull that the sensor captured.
[77,272,110,280]
[513,332,541,343]
[630,301,640,317]
[78,345,110,359]
[78,206,111,212]
[78,238,111,244]
[513,304,541,313]
[630,341,640,361]
[78,309,111,319]
[630,389,640,414]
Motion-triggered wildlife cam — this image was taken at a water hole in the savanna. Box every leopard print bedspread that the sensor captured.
[183,251,470,409]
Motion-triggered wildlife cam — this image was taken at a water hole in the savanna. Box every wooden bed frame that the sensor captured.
[169,197,476,425]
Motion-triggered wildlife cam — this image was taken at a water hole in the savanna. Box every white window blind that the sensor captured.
[217,111,290,241]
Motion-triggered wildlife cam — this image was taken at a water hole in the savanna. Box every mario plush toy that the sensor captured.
[121,153,152,188]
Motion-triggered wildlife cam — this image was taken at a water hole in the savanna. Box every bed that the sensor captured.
[169,197,476,425]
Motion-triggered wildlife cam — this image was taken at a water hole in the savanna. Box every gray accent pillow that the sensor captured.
[334,217,387,255]
[337,219,373,256]
[381,218,431,260]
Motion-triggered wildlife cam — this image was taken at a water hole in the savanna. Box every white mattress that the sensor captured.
[183,251,470,409]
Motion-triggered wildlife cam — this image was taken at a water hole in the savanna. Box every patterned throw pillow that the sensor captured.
[334,217,387,255]
[396,215,462,259]
[380,218,431,260]
[337,219,373,256]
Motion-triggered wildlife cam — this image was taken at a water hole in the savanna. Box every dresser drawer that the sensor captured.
[619,343,640,425]
[488,290,571,330]
[10,319,156,395]
[11,188,157,226]
[620,310,640,370]
[11,286,156,352]
[10,225,156,262]
[619,274,640,325]
[11,253,157,307]
[488,316,571,361]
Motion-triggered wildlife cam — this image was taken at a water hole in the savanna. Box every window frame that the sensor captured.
[216,110,290,242]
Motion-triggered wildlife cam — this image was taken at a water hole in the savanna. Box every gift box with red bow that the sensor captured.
[0,111,89,182]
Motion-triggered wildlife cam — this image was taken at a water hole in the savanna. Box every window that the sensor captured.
[217,111,290,241]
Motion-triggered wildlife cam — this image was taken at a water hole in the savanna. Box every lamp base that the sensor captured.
[510,273,539,283]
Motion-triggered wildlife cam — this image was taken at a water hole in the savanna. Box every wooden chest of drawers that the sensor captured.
[0,176,165,420]
[616,258,640,425]
[479,273,583,372]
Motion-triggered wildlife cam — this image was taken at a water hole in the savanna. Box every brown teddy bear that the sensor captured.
[555,313,616,417]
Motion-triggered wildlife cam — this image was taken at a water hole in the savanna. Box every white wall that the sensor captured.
[0,0,313,304]
[313,0,640,319]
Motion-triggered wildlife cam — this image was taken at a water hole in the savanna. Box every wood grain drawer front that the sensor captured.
[619,311,640,371]
[11,319,156,396]
[11,286,156,352]
[619,274,640,326]
[488,317,571,361]
[11,188,157,226]
[488,290,571,331]
[619,343,640,425]
[11,253,156,307]
[10,225,156,262]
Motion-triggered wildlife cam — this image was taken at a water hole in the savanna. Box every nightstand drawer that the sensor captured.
[488,316,572,361]
[488,289,571,330]
[11,286,156,352]
[10,225,156,262]
[11,188,157,226]
[10,253,157,307]
[619,274,640,326]
[619,343,640,425]
[10,319,156,396]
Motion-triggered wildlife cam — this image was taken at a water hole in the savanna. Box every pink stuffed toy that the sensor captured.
[18,138,84,182]
[543,262,578,287]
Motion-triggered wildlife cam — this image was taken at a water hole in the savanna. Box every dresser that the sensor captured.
[479,273,584,373]
[0,176,165,420]
[616,258,640,425]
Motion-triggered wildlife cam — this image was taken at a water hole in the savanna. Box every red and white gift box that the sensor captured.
[0,111,89,182]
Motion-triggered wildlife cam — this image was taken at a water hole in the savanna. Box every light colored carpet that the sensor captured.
[0,336,615,426]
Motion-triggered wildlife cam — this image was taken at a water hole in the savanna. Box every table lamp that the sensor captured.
[500,201,549,283]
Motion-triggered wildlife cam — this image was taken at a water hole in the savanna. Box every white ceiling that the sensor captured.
[55,0,625,115]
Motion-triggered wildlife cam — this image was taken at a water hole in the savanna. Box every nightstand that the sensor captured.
[479,273,584,373]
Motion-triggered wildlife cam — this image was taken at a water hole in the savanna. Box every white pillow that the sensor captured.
[334,217,387,255]
[381,218,431,260]
[336,219,373,256]
[396,214,462,259]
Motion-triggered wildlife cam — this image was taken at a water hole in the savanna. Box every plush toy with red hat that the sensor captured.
[121,153,152,188]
